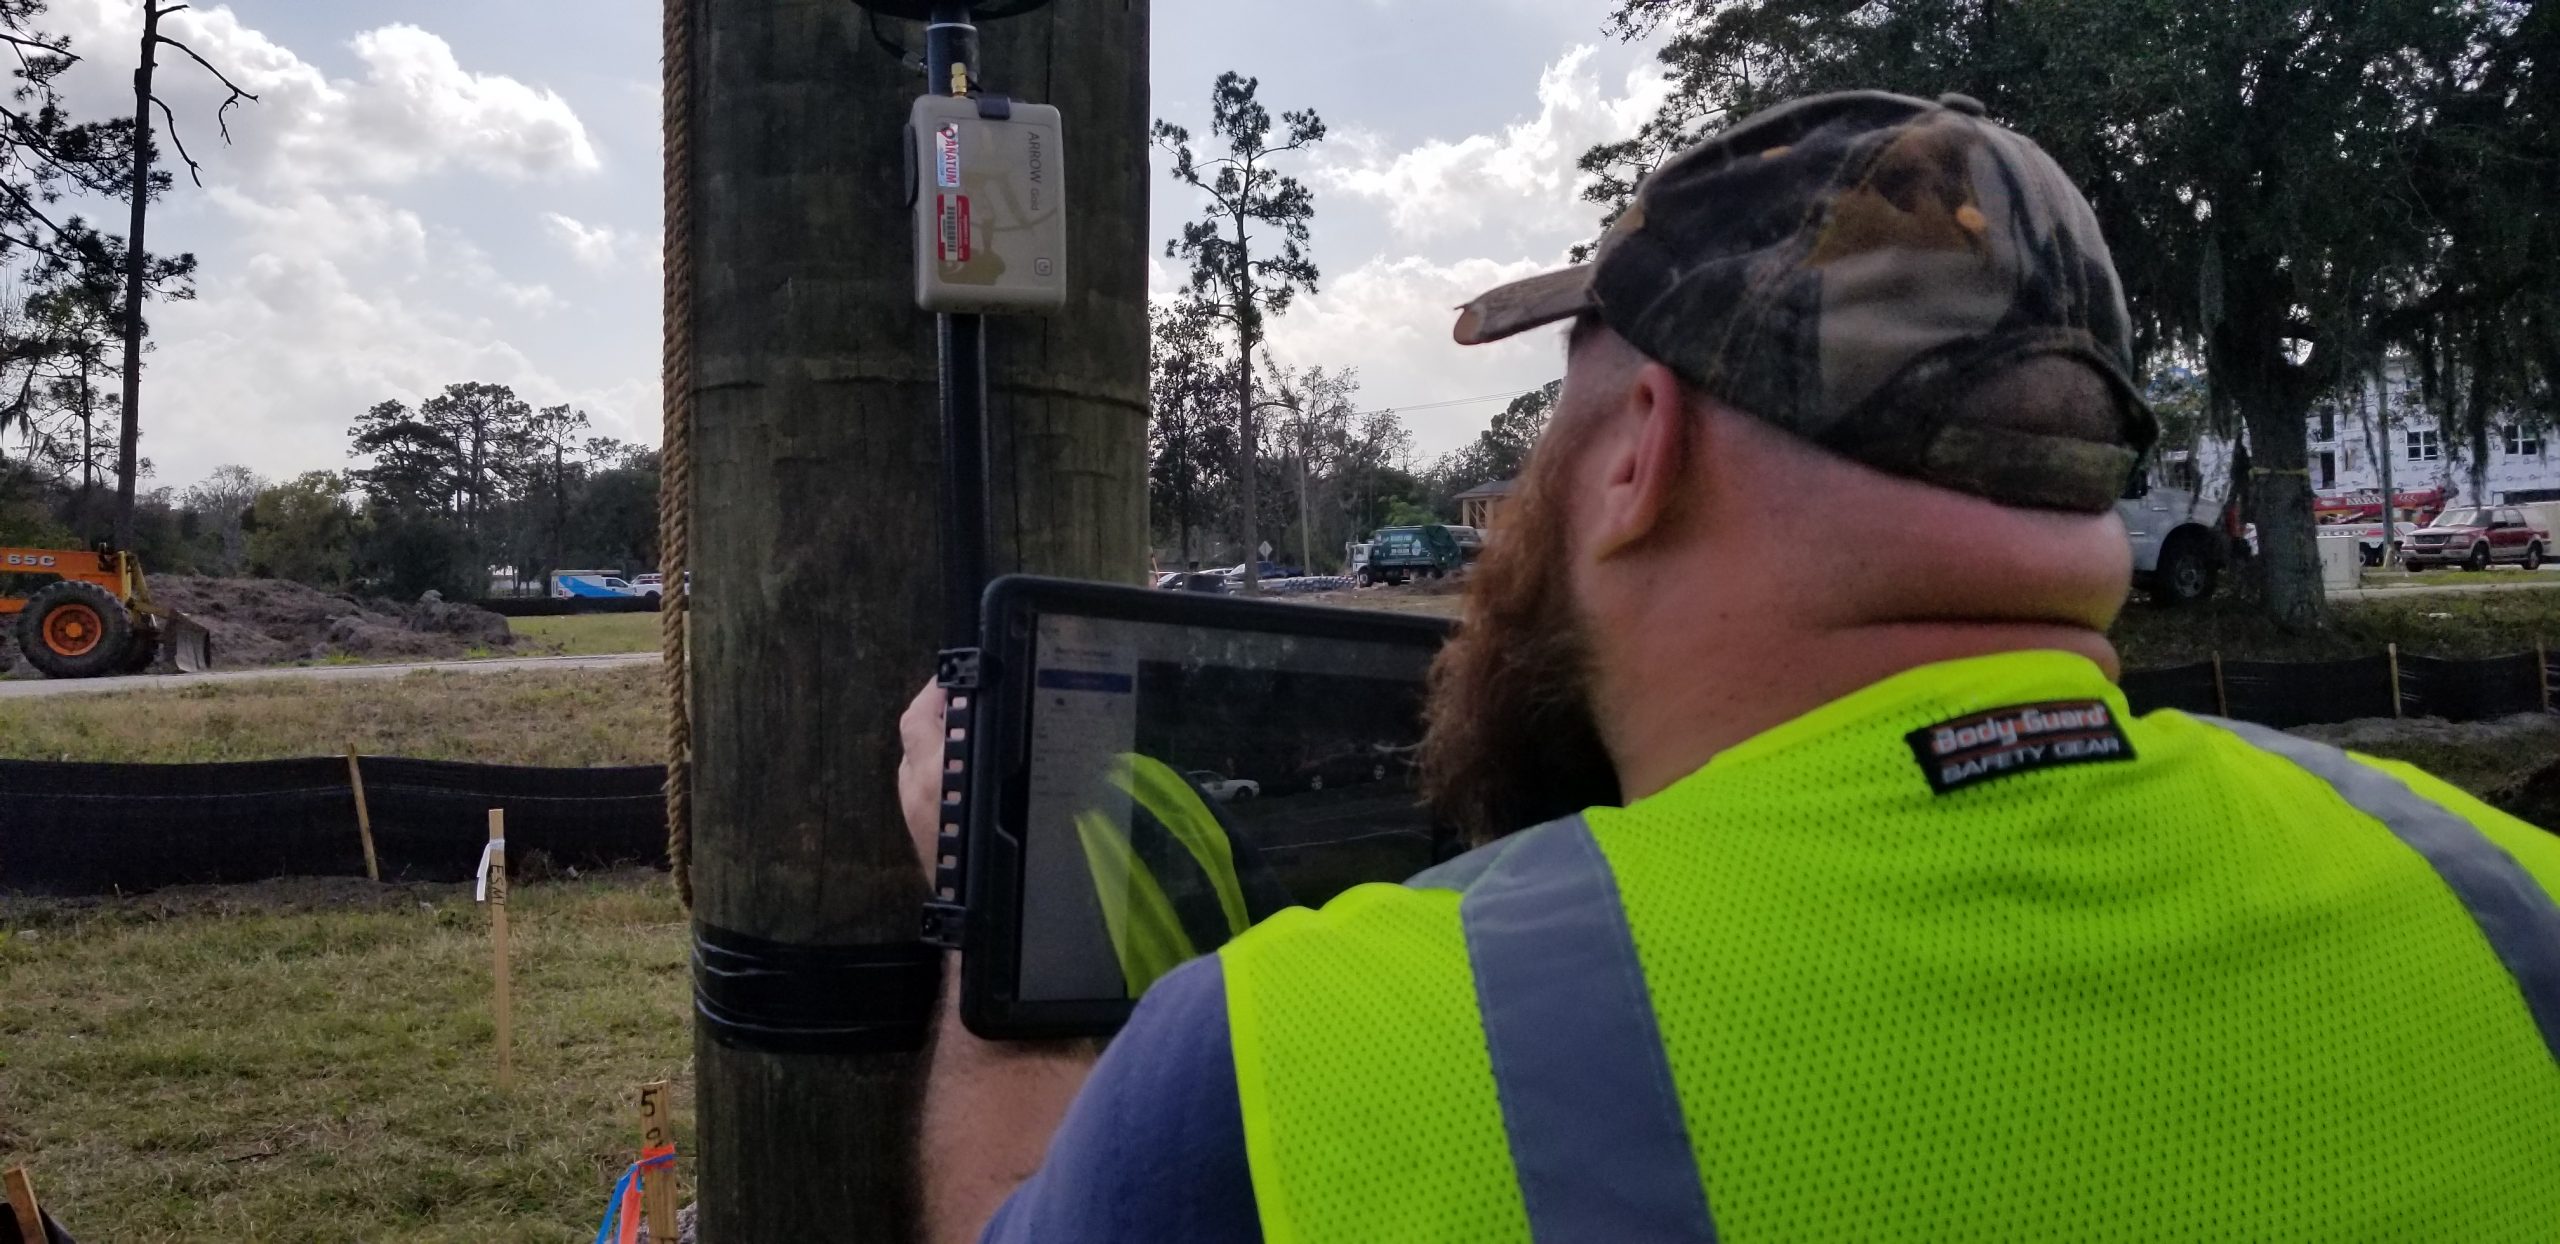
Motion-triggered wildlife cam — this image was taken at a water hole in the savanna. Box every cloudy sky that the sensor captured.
[26,0,1667,491]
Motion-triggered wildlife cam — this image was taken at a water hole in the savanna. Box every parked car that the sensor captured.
[1186,769,1260,802]
[1294,750,1390,793]
[2400,507,2550,572]
[634,573,664,598]
[1219,560,1297,587]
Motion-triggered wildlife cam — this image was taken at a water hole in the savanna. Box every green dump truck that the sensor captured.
[1351,524,1467,587]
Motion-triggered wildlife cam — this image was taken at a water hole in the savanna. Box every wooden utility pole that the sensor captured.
[679,2,1150,1241]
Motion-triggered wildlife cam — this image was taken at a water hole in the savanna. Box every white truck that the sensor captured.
[2119,466,2230,606]
[552,570,641,600]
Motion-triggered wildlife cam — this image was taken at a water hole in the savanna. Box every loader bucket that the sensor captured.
[164,612,213,673]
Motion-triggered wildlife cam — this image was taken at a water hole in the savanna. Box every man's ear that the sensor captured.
[1588,362,1693,560]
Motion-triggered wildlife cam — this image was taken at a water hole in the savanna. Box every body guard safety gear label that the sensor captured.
[1907,700,2134,795]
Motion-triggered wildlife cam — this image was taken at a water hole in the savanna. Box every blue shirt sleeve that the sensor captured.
[979,955,1263,1244]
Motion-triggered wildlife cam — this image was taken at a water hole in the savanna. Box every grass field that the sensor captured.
[0,666,663,765]
[0,873,692,1243]
[510,613,662,657]
[2109,582,2560,667]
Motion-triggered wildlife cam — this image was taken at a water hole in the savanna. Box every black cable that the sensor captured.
[864,8,923,74]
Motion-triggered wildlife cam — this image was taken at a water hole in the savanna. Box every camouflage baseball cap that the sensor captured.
[1455,90,2156,513]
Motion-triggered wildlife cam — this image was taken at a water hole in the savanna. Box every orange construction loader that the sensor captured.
[0,547,212,678]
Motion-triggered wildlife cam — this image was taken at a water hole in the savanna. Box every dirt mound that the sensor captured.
[152,576,520,668]
[2493,757,2560,833]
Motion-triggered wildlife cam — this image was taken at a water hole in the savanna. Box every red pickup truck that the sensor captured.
[2399,506,2550,572]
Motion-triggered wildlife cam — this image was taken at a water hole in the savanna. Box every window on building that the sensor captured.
[2317,451,2336,490]
[2316,408,2335,443]
[2503,424,2543,457]
[2408,428,2442,462]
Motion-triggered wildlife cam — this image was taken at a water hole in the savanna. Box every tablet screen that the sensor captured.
[1015,609,1443,1004]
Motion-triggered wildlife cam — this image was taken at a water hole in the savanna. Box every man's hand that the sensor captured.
[900,676,1100,1244]
[900,680,949,891]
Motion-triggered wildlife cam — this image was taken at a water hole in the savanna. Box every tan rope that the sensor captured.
[659,0,697,907]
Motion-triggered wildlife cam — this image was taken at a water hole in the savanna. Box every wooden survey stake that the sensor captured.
[347,746,380,883]
[4,1166,43,1244]
[487,810,512,1092]
[2388,643,2404,720]
[2540,636,2551,715]
[2211,651,2230,718]
[639,1081,678,1237]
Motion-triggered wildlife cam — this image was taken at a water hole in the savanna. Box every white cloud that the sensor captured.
[1252,45,1675,460]
[46,3,599,188]
[9,6,625,486]
[541,212,628,270]
[1268,254,1571,458]
[1313,46,1667,245]
[138,189,592,482]
[330,24,601,182]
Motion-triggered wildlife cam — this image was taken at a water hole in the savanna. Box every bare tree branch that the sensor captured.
[152,36,257,143]
[0,29,73,57]
[149,95,200,187]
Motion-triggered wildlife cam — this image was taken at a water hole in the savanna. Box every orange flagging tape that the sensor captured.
[593,1143,678,1244]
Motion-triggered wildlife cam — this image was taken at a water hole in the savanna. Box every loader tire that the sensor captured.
[16,579,135,679]
[120,622,163,674]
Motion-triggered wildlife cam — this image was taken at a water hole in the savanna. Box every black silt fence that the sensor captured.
[0,651,2551,897]
[0,758,665,897]
[2220,656,2400,730]
[2120,663,2221,717]
[2398,653,2548,724]
[2125,650,2556,729]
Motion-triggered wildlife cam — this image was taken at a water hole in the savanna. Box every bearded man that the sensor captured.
[896,91,2560,1244]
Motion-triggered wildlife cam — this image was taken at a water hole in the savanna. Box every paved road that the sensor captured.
[0,652,656,700]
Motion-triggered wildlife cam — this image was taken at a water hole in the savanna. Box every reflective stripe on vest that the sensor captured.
[1455,816,1719,1242]
[2203,717,2560,1066]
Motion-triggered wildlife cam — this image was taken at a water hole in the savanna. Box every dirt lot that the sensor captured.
[152,576,523,668]
[2,576,526,677]
[2294,713,2560,811]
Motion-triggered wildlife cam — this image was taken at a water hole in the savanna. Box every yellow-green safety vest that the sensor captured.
[1220,651,2560,1242]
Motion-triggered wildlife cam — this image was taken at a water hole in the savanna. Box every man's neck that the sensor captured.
[1601,620,2120,804]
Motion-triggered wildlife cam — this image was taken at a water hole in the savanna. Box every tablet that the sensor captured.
[940,575,1455,1039]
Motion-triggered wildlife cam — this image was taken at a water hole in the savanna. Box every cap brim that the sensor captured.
[1453,265,1599,346]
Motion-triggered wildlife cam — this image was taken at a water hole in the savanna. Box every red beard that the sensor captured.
[1419,447,1623,845]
